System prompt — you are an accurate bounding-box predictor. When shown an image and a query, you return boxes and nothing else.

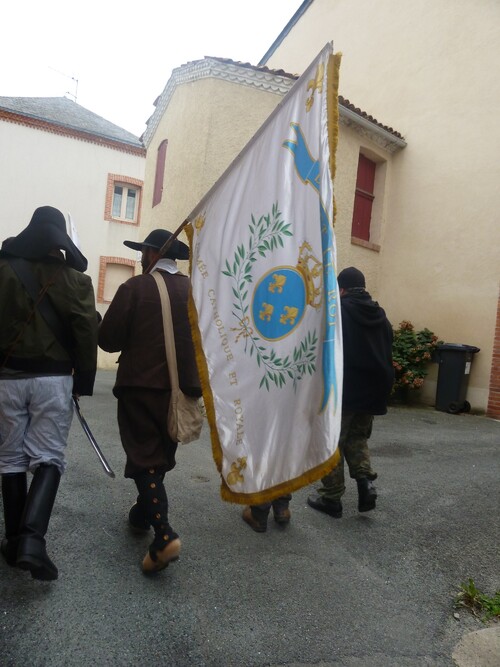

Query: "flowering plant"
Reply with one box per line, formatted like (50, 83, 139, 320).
(392, 321, 441, 392)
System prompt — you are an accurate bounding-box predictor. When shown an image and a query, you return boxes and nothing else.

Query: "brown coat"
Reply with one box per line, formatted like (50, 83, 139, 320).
(98, 270, 200, 396)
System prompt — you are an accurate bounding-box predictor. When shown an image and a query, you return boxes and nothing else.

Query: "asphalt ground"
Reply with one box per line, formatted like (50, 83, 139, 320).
(0, 370, 498, 667)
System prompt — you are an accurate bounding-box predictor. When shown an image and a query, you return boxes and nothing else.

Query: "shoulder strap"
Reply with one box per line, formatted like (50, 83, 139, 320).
(152, 271, 180, 393)
(5, 256, 72, 356)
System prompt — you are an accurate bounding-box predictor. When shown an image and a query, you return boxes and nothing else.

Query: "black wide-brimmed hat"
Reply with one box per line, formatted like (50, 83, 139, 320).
(124, 229, 189, 260)
(4, 206, 88, 272)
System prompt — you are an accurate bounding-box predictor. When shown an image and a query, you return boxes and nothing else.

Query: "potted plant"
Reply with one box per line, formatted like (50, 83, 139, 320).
(391, 320, 441, 401)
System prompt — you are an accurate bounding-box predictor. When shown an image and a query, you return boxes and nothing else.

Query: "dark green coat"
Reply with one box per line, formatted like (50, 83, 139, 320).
(0, 255, 98, 395)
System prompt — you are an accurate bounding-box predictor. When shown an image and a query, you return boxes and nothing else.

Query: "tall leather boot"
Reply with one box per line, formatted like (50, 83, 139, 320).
(134, 468, 181, 574)
(1, 473, 28, 566)
(16, 464, 60, 581)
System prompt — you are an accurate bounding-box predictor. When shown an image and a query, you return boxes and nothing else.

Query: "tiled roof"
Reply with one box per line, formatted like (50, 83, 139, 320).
(206, 58, 405, 140)
(0, 96, 143, 149)
(142, 56, 298, 145)
(143, 54, 404, 152)
(338, 96, 404, 140)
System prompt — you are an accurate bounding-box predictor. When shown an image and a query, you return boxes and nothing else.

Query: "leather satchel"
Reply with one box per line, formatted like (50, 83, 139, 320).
(152, 271, 203, 444)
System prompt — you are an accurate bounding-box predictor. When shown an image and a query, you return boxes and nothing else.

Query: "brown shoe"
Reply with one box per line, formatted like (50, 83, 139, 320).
(242, 506, 267, 532)
(272, 495, 291, 525)
(273, 507, 291, 525)
(142, 537, 181, 573)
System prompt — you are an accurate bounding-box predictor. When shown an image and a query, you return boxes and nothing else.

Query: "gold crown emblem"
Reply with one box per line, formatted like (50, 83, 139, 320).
(296, 241, 323, 309)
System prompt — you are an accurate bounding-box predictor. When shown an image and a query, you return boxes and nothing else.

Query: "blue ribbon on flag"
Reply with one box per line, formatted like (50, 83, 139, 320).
(283, 122, 337, 410)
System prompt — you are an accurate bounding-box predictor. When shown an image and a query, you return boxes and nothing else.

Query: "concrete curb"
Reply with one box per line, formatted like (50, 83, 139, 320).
(452, 626, 500, 667)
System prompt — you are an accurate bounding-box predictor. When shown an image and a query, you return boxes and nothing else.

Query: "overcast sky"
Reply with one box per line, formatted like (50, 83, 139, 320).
(1, 1, 301, 137)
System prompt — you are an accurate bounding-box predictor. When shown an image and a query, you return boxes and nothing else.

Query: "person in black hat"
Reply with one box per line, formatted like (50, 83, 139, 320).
(98, 229, 200, 574)
(0, 206, 98, 581)
(308, 266, 394, 518)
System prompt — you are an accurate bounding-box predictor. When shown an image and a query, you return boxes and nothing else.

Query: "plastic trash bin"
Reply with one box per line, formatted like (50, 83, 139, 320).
(435, 343, 480, 413)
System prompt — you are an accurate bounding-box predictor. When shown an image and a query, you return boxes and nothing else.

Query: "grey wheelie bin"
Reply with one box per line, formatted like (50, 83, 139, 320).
(435, 343, 480, 413)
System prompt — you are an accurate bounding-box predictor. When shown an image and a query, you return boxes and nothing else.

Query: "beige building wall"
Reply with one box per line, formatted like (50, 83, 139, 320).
(141, 77, 290, 246)
(264, 0, 500, 411)
(0, 119, 145, 370)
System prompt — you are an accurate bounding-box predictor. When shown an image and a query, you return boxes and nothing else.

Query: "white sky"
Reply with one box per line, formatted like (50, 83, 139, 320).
(1, 1, 301, 137)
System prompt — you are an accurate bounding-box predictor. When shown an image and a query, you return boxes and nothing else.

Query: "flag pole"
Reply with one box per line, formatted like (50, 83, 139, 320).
(144, 218, 189, 274)
(157, 218, 189, 258)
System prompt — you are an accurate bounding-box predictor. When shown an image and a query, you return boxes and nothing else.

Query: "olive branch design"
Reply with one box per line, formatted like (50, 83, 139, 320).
(221, 202, 318, 391)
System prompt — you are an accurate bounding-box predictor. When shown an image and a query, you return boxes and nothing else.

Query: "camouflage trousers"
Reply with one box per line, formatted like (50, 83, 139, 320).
(318, 413, 377, 501)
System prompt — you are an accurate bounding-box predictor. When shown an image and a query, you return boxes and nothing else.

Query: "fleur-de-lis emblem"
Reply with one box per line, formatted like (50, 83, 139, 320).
(306, 63, 324, 112)
(268, 273, 286, 293)
(227, 457, 247, 485)
(259, 302, 274, 322)
(194, 214, 205, 232)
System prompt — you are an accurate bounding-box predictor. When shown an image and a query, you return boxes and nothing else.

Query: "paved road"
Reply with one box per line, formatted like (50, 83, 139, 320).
(1, 370, 498, 667)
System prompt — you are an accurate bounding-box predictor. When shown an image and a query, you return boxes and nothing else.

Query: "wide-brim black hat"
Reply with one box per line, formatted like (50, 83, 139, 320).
(4, 206, 88, 272)
(124, 229, 189, 260)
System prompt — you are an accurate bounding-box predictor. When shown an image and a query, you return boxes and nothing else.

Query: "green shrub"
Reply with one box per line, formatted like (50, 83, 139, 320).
(392, 320, 441, 392)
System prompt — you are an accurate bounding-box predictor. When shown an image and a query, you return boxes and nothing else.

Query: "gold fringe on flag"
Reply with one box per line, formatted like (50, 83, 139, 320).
(327, 52, 342, 226)
(185, 223, 224, 474)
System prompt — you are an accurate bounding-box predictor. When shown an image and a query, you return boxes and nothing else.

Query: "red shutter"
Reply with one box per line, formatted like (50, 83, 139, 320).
(152, 140, 168, 207)
(351, 154, 376, 241)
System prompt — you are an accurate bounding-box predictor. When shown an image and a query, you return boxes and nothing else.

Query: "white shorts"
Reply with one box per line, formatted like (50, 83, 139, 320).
(0, 375, 73, 475)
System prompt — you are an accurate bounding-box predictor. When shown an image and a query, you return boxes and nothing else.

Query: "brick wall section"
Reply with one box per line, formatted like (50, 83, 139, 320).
(97, 256, 136, 303)
(486, 289, 500, 419)
(104, 173, 144, 225)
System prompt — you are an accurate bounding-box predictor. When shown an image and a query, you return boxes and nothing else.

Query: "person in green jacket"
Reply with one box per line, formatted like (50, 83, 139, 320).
(0, 206, 98, 581)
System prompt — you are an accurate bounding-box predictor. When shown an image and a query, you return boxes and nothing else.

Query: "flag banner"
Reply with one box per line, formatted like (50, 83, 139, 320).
(187, 44, 342, 503)
(67, 212, 81, 250)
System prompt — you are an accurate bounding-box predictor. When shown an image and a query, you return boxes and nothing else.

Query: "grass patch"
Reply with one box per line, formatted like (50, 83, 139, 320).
(455, 578, 500, 622)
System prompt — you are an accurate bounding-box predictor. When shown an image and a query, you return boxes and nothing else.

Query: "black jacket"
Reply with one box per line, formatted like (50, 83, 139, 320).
(341, 290, 394, 414)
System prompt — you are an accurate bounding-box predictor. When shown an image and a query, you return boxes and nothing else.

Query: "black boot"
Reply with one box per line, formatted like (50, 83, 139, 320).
(307, 493, 343, 518)
(134, 469, 180, 573)
(357, 477, 377, 512)
(1, 473, 28, 566)
(16, 464, 60, 580)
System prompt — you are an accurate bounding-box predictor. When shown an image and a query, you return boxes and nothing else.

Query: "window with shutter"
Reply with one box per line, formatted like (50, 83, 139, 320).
(152, 139, 168, 207)
(351, 154, 376, 242)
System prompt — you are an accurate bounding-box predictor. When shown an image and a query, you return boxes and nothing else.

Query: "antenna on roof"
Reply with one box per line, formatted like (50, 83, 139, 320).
(65, 77, 79, 103)
(48, 66, 79, 102)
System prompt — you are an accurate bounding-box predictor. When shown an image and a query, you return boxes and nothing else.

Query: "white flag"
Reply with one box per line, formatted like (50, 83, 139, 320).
(67, 212, 81, 249)
(188, 44, 343, 503)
